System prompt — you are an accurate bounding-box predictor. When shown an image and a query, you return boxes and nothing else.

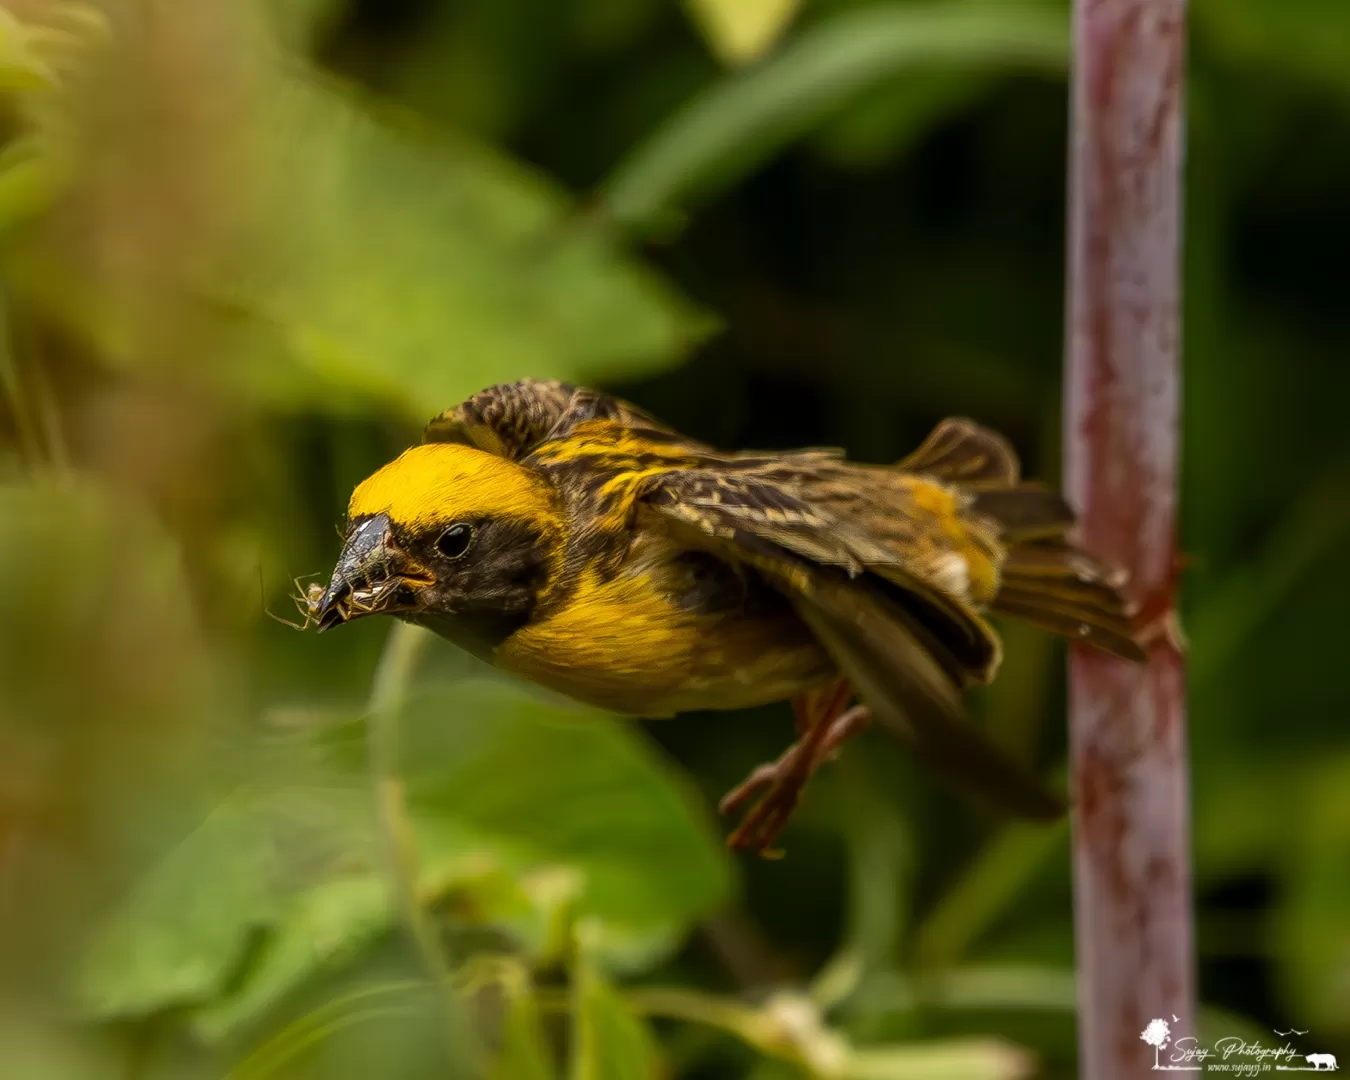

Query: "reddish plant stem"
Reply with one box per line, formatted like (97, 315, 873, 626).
(1063, 0, 1194, 1076)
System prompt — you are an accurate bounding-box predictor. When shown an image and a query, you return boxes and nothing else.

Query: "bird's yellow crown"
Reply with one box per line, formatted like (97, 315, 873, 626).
(348, 442, 556, 529)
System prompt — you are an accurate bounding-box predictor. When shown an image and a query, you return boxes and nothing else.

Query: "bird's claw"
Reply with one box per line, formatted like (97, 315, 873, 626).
(719, 704, 872, 857)
(720, 745, 811, 855)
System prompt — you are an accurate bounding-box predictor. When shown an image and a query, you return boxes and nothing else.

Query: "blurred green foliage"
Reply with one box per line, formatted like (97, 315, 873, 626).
(0, 0, 1346, 1077)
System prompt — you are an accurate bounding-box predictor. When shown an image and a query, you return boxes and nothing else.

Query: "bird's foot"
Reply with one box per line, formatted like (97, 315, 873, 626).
(719, 704, 871, 857)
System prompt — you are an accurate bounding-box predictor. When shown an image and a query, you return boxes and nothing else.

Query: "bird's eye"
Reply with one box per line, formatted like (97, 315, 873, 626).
(436, 522, 475, 560)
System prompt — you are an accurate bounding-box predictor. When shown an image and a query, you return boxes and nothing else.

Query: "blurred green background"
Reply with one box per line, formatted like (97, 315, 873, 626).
(1, 0, 1347, 1077)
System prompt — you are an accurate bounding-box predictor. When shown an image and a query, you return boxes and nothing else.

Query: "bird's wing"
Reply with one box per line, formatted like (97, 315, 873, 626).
(639, 465, 1064, 820)
(424, 379, 679, 460)
(644, 461, 1006, 680)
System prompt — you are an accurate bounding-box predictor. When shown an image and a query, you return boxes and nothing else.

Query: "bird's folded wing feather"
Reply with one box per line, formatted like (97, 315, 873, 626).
(424, 379, 678, 459)
(795, 571, 1063, 819)
(896, 416, 1021, 487)
(640, 468, 1064, 820)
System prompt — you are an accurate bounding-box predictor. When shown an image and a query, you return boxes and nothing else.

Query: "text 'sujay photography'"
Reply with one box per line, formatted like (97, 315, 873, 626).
(0, 1, 1345, 1078)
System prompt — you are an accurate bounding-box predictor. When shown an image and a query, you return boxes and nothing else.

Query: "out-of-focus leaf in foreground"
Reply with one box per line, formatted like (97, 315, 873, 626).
(0, 7, 55, 92)
(78, 678, 731, 1042)
(491, 959, 558, 1080)
(570, 942, 661, 1080)
(10, 5, 708, 416)
(0, 477, 223, 989)
(602, 2, 1068, 233)
(0, 5, 106, 231)
(0, 1013, 111, 1080)
(218, 68, 710, 415)
(78, 794, 277, 1018)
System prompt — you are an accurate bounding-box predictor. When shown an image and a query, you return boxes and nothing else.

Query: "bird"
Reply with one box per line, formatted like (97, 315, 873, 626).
(309, 378, 1146, 855)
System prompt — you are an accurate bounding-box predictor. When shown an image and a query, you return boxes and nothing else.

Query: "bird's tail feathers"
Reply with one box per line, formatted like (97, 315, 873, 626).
(904, 418, 1146, 662)
(992, 535, 1146, 661)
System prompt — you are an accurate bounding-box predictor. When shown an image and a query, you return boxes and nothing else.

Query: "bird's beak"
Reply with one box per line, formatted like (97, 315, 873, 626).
(315, 512, 432, 632)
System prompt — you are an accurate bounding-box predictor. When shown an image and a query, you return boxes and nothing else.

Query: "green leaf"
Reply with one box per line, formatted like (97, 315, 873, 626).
(397, 679, 733, 944)
(11, 17, 707, 412)
(570, 942, 661, 1080)
(79, 794, 277, 1018)
(0, 478, 246, 1015)
(83, 677, 730, 1040)
(194, 874, 391, 1041)
(78, 742, 384, 1033)
(602, 2, 1068, 231)
(213, 66, 708, 415)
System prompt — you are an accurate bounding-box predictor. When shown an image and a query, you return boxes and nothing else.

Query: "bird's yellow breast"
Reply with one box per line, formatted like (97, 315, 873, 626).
(493, 537, 833, 717)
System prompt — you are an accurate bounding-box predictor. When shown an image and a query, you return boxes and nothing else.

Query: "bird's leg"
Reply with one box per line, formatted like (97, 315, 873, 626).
(791, 680, 844, 735)
(720, 681, 850, 826)
(720, 704, 871, 856)
(719, 680, 871, 856)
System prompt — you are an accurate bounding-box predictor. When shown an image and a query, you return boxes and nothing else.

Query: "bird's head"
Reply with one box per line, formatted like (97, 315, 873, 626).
(315, 443, 562, 654)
